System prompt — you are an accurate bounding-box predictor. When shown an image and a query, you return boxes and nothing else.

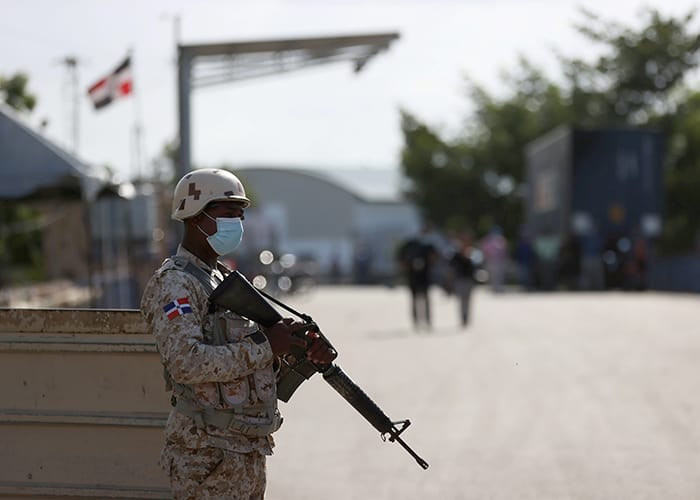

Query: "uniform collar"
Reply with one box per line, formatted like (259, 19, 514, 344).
(176, 244, 228, 279)
(176, 245, 214, 272)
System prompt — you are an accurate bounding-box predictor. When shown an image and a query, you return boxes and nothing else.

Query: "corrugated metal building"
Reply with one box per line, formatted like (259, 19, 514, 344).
(236, 167, 421, 283)
(0, 104, 144, 306)
(0, 104, 108, 288)
(0, 104, 109, 202)
(1, 102, 421, 292)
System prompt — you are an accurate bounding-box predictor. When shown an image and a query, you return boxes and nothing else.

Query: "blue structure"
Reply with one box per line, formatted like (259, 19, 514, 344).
(525, 126, 666, 290)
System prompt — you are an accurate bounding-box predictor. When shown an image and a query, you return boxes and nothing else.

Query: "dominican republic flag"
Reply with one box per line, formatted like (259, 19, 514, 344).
(86, 56, 133, 110)
(163, 297, 192, 320)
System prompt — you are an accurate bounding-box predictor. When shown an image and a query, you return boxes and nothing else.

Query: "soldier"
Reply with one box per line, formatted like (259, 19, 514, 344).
(140, 168, 336, 499)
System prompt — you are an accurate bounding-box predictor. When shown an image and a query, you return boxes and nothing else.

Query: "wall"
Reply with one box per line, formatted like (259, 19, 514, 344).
(38, 202, 90, 284)
(0, 309, 170, 499)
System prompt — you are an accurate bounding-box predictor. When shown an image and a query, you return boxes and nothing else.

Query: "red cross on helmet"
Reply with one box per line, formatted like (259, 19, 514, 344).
(171, 168, 251, 221)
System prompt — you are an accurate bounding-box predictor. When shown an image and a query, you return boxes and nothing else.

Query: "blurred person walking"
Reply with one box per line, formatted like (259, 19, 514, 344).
(480, 225, 509, 293)
(578, 223, 604, 291)
(514, 229, 535, 291)
(397, 224, 439, 330)
(449, 231, 478, 327)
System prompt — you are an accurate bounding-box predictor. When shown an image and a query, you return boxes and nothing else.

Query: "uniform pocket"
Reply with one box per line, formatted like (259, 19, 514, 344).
(253, 368, 277, 402)
(222, 313, 259, 342)
(181, 447, 224, 487)
(191, 382, 220, 408)
(166, 445, 224, 498)
(220, 378, 250, 406)
(195, 448, 225, 487)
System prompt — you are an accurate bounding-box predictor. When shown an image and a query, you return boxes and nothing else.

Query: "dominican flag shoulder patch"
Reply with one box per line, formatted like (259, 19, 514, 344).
(163, 297, 192, 320)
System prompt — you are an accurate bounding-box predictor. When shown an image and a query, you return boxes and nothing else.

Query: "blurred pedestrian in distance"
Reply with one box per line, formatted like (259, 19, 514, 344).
(353, 238, 373, 284)
(578, 222, 604, 291)
(449, 230, 478, 327)
(625, 229, 649, 290)
(329, 249, 342, 284)
(479, 225, 508, 293)
(396, 223, 439, 330)
(533, 230, 560, 290)
(559, 235, 581, 290)
(514, 228, 535, 291)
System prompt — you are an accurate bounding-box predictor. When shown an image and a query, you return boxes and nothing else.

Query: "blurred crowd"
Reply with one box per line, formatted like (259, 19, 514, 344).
(393, 222, 653, 329)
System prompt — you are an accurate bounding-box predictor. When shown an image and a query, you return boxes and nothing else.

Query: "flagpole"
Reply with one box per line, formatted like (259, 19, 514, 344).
(129, 47, 144, 183)
(127, 48, 141, 308)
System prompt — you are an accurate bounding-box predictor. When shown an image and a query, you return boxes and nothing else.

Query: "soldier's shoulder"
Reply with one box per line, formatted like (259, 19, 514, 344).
(154, 256, 184, 275)
(144, 258, 200, 296)
(151, 256, 198, 281)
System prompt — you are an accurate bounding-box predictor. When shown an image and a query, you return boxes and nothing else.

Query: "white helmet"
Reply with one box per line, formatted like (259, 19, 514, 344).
(171, 168, 251, 221)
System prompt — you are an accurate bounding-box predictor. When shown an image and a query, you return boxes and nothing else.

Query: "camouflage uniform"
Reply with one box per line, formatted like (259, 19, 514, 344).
(141, 245, 281, 500)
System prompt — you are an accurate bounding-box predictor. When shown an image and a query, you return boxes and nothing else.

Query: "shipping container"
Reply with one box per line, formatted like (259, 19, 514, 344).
(524, 126, 665, 289)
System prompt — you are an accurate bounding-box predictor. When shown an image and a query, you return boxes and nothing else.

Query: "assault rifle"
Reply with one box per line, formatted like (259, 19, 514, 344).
(209, 271, 429, 470)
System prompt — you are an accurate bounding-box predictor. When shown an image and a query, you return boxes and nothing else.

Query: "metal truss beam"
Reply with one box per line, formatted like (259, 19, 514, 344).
(177, 32, 400, 178)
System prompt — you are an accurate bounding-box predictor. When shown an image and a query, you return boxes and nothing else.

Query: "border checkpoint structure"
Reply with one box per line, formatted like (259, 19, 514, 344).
(176, 32, 401, 179)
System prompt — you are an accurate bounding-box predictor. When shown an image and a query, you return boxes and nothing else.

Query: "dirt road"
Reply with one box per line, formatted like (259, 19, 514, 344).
(266, 286, 700, 500)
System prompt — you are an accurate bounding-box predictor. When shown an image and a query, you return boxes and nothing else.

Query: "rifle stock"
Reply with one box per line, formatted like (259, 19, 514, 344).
(209, 271, 430, 470)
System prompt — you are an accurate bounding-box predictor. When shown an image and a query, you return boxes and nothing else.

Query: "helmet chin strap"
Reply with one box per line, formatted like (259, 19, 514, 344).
(195, 223, 213, 238)
(195, 211, 216, 238)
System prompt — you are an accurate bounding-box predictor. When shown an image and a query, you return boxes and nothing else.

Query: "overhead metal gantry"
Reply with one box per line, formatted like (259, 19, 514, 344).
(177, 32, 400, 178)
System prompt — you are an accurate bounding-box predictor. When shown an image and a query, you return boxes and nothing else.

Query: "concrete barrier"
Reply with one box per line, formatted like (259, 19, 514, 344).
(0, 309, 170, 499)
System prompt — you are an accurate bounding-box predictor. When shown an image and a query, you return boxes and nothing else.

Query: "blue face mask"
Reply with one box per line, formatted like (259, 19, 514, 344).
(200, 213, 244, 255)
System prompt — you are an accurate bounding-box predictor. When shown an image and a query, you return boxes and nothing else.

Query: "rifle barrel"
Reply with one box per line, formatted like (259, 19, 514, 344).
(323, 364, 429, 470)
(394, 435, 430, 470)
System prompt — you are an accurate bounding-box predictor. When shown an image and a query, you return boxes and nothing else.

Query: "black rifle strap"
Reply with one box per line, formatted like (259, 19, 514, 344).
(173, 256, 222, 296)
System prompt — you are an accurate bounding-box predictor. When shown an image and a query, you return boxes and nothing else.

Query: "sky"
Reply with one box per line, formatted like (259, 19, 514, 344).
(2, 0, 699, 182)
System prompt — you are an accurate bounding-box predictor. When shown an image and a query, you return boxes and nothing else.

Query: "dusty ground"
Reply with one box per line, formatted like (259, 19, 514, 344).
(265, 285, 700, 500)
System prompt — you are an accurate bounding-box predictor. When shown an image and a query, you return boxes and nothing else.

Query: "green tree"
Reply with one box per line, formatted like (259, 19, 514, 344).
(0, 72, 37, 113)
(400, 7, 700, 251)
(401, 59, 571, 237)
(0, 72, 43, 285)
(400, 111, 485, 231)
(561, 8, 700, 253)
(564, 8, 700, 126)
(660, 91, 700, 252)
(0, 203, 44, 285)
(460, 60, 573, 235)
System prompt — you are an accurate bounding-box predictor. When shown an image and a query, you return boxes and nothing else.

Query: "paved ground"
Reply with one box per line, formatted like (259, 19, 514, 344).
(264, 285, 700, 500)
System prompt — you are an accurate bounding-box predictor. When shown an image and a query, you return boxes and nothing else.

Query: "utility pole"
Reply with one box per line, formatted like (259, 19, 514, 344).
(59, 56, 80, 154)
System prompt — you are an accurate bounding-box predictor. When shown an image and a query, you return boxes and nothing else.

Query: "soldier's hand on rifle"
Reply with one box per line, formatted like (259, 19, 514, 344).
(303, 330, 338, 366)
(263, 318, 308, 357)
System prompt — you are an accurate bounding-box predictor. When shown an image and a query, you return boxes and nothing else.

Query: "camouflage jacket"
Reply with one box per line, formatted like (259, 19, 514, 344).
(140, 245, 277, 455)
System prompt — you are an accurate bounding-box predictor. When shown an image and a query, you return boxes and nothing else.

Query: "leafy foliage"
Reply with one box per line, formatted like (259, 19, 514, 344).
(401, 59, 572, 237)
(0, 203, 45, 285)
(400, 7, 700, 252)
(0, 72, 37, 113)
(659, 90, 700, 251)
(565, 8, 700, 125)
(0, 72, 44, 284)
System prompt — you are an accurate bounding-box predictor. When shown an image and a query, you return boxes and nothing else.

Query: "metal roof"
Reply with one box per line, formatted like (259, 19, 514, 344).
(182, 32, 401, 88)
(0, 104, 110, 201)
(237, 166, 409, 203)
